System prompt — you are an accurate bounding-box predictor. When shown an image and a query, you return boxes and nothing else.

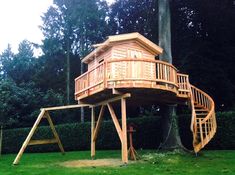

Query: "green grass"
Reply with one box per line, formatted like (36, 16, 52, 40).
(0, 150, 235, 175)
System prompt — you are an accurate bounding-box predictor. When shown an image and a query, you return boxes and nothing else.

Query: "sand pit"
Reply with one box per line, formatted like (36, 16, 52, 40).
(60, 159, 125, 168)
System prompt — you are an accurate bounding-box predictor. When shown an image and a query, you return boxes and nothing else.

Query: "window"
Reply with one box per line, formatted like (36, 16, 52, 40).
(128, 49, 142, 58)
(98, 58, 104, 64)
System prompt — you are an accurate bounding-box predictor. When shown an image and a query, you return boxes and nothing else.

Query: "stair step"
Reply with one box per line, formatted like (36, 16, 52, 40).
(196, 113, 208, 116)
(195, 109, 208, 112)
(194, 106, 206, 109)
(196, 117, 206, 120)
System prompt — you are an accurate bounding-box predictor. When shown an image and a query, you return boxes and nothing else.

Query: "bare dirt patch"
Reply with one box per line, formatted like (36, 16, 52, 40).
(60, 159, 125, 168)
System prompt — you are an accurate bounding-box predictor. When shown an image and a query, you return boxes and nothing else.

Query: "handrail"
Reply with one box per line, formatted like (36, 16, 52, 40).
(75, 61, 105, 81)
(107, 58, 178, 71)
(190, 84, 216, 152)
(75, 58, 180, 98)
(191, 85, 215, 123)
(177, 73, 191, 96)
(74, 62, 105, 97)
(107, 58, 179, 87)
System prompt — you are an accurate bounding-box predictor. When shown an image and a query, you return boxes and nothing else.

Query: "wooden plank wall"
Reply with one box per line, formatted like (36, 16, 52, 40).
(88, 48, 112, 70)
(109, 41, 156, 81)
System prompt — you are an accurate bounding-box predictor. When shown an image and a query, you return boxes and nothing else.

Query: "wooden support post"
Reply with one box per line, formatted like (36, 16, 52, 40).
(91, 107, 95, 159)
(92, 93, 131, 107)
(93, 105, 105, 142)
(42, 104, 90, 111)
(28, 139, 58, 146)
(121, 98, 128, 163)
(13, 109, 46, 165)
(45, 112, 65, 154)
(107, 103, 123, 143)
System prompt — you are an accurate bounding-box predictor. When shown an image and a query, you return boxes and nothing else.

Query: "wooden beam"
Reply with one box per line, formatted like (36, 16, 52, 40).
(28, 139, 58, 146)
(107, 103, 123, 143)
(42, 104, 90, 111)
(91, 107, 95, 158)
(93, 105, 105, 142)
(121, 98, 128, 163)
(92, 93, 131, 107)
(112, 88, 122, 95)
(45, 112, 65, 154)
(13, 109, 46, 165)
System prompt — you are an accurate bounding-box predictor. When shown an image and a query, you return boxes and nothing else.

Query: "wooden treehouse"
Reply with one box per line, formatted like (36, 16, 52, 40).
(75, 32, 217, 159)
(13, 33, 217, 165)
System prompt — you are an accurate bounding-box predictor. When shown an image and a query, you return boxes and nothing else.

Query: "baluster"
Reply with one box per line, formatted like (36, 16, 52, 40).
(199, 119, 204, 146)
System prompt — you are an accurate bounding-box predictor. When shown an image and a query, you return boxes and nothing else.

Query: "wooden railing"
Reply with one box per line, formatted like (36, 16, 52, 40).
(75, 62, 105, 97)
(107, 58, 178, 87)
(75, 58, 180, 99)
(190, 85, 217, 152)
(177, 73, 191, 96)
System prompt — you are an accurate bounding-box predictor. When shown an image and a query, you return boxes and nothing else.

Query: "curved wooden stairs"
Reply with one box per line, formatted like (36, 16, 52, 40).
(189, 85, 217, 153)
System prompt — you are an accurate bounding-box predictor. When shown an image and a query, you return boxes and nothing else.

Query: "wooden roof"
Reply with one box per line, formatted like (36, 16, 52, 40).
(82, 32, 163, 63)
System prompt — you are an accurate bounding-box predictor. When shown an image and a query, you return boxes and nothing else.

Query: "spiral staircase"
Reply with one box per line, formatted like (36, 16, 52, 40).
(189, 84, 217, 153)
(177, 74, 217, 152)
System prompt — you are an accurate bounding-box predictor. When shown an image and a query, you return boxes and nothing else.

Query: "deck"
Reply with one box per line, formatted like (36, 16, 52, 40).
(75, 58, 191, 105)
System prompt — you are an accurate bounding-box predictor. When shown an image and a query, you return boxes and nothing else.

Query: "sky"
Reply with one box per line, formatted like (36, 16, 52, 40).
(0, 0, 53, 55)
(0, 0, 115, 56)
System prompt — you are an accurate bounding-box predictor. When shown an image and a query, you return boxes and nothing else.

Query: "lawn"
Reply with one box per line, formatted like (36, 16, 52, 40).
(0, 150, 234, 175)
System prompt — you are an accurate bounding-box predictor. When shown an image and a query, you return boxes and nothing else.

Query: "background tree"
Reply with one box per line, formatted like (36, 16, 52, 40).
(109, 0, 158, 42)
(41, 0, 109, 122)
(158, 0, 184, 150)
(0, 0, 235, 130)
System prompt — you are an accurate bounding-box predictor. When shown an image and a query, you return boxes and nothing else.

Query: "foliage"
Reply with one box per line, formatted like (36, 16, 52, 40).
(0, 41, 64, 128)
(0, 78, 64, 128)
(1, 150, 235, 175)
(40, 0, 109, 104)
(2, 111, 235, 154)
(109, 0, 159, 42)
(2, 117, 161, 153)
(0, 0, 235, 129)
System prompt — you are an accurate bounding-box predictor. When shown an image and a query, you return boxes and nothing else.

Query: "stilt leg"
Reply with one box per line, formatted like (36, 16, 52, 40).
(91, 107, 95, 159)
(121, 98, 128, 163)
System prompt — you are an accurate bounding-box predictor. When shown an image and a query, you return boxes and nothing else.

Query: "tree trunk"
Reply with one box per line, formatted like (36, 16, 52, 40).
(160, 105, 184, 150)
(158, 0, 184, 150)
(66, 38, 70, 105)
(80, 61, 85, 123)
(80, 34, 85, 123)
(158, 0, 172, 63)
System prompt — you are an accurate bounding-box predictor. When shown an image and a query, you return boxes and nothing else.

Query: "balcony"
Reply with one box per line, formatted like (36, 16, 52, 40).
(75, 58, 190, 103)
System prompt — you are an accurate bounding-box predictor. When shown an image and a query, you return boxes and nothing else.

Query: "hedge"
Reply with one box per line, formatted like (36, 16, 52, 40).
(1, 111, 235, 154)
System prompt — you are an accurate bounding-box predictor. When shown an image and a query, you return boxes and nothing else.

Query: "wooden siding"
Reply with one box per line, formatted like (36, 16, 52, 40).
(111, 41, 155, 60)
(88, 48, 112, 70)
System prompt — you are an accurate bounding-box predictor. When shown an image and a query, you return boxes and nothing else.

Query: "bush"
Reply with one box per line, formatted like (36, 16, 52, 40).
(2, 116, 162, 154)
(2, 111, 235, 154)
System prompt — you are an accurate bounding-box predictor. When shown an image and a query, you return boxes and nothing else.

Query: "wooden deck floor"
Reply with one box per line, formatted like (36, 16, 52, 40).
(77, 87, 188, 106)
